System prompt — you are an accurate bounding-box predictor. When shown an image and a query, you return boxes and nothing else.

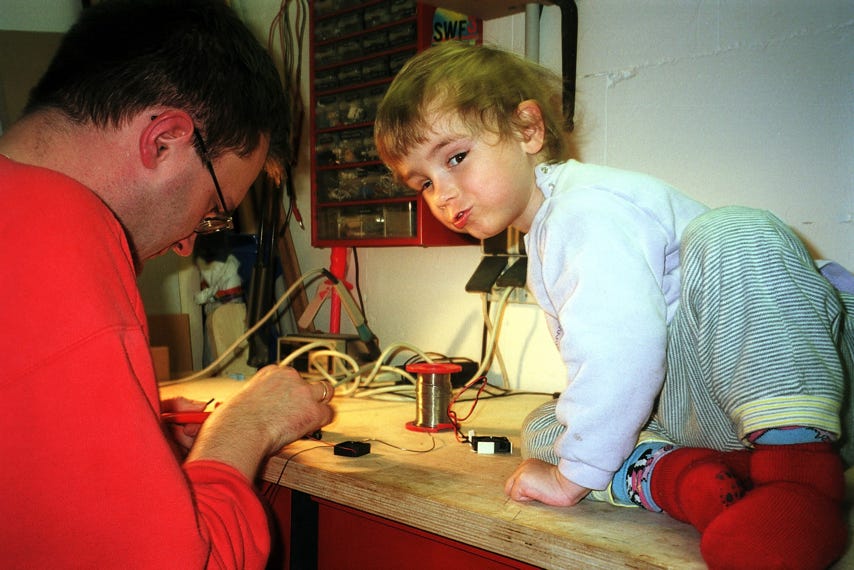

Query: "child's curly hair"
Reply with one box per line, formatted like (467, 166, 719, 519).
(375, 41, 572, 169)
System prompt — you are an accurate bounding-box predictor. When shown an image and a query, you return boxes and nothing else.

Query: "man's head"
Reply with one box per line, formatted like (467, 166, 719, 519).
(25, 0, 289, 180)
(11, 0, 290, 262)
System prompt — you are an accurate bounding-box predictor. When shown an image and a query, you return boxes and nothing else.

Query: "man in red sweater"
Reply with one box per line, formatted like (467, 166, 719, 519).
(0, 1, 333, 567)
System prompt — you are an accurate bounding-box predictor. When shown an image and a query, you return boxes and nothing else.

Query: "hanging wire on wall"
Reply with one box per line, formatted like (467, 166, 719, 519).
(268, 0, 308, 229)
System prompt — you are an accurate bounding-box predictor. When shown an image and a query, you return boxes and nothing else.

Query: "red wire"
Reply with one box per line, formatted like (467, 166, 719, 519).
(446, 376, 488, 442)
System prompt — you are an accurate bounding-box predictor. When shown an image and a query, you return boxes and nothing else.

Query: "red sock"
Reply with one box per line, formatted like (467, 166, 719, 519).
(701, 442, 847, 570)
(650, 447, 750, 531)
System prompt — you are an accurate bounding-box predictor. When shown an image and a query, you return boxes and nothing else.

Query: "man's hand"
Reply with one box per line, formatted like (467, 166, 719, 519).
(504, 458, 591, 506)
(161, 396, 210, 457)
(186, 365, 335, 480)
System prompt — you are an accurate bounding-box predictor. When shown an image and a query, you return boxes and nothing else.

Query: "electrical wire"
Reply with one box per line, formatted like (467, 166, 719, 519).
(268, 0, 306, 163)
(164, 268, 531, 418)
(481, 290, 512, 389)
(262, 433, 438, 503)
(367, 435, 437, 453)
(447, 375, 490, 443)
(267, 0, 307, 230)
(162, 267, 326, 385)
(466, 287, 513, 385)
(352, 247, 368, 320)
(285, 341, 432, 396)
(263, 442, 329, 503)
(287, 287, 515, 401)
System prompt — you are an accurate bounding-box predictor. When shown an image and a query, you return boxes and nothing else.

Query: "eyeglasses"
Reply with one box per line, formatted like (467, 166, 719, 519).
(193, 130, 234, 234)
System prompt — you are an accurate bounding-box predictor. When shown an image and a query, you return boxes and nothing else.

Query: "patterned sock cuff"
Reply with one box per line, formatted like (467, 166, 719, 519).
(611, 440, 674, 510)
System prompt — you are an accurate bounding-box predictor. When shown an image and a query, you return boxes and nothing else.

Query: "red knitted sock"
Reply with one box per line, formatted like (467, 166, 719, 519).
(649, 447, 750, 531)
(701, 442, 847, 570)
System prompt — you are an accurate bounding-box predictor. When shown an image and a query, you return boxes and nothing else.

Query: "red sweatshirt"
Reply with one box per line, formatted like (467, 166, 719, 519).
(0, 156, 269, 568)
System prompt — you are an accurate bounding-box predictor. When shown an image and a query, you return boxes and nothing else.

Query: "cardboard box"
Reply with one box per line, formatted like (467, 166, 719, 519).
(149, 346, 171, 382)
(147, 314, 193, 377)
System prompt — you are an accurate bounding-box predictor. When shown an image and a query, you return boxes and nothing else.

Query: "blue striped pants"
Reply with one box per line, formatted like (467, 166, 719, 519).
(522, 206, 854, 487)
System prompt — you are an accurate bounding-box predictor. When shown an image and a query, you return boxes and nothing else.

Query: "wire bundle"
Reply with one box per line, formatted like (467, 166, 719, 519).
(162, 265, 549, 457)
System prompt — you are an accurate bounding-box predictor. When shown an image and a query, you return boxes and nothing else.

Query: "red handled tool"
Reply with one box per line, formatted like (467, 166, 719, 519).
(160, 411, 211, 424)
(161, 398, 217, 424)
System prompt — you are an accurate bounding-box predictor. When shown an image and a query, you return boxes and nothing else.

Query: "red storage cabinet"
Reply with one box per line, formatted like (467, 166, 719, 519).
(309, 0, 481, 247)
(316, 498, 541, 569)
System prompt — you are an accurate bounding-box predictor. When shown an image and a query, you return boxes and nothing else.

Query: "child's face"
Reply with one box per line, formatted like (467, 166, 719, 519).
(390, 110, 544, 239)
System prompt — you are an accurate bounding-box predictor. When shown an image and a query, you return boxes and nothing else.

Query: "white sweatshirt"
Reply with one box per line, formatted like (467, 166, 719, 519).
(524, 160, 709, 490)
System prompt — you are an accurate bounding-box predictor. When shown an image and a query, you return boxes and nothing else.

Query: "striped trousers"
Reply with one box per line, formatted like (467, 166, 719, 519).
(522, 207, 854, 489)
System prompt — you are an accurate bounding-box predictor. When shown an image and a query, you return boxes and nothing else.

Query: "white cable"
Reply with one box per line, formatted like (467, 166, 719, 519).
(161, 267, 518, 401)
(482, 290, 512, 389)
(464, 287, 513, 388)
(292, 342, 429, 396)
(355, 342, 434, 388)
(353, 384, 415, 400)
(277, 340, 335, 369)
(295, 289, 515, 397)
(161, 267, 325, 386)
(306, 349, 361, 392)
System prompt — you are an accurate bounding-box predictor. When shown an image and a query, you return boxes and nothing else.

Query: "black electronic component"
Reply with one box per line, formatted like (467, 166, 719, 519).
(495, 257, 527, 288)
(450, 360, 480, 388)
(465, 256, 508, 293)
(333, 441, 371, 457)
(470, 436, 512, 455)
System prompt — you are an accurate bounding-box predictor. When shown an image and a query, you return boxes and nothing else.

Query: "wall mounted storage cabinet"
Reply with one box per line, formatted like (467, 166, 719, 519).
(309, 0, 481, 247)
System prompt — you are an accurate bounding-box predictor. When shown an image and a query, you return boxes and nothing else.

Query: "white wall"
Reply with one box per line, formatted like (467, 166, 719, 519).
(568, 0, 853, 268)
(228, 0, 853, 393)
(0, 0, 80, 32)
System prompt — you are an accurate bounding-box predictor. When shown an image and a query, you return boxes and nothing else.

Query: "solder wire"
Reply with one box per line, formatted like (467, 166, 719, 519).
(414, 370, 452, 428)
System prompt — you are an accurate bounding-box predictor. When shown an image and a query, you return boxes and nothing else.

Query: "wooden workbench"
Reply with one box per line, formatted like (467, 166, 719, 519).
(162, 377, 854, 569)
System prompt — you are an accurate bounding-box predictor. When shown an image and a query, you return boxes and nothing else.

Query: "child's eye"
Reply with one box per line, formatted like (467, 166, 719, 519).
(448, 152, 467, 167)
(419, 179, 433, 193)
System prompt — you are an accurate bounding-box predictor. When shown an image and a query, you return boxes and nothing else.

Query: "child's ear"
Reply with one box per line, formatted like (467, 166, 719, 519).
(516, 100, 546, 155)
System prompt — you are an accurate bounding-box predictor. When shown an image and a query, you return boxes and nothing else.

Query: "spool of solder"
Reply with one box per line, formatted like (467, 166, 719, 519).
(404, 361, 462, 432)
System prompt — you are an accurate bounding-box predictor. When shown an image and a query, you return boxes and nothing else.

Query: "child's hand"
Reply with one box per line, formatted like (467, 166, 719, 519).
(504, 458, 590, 506)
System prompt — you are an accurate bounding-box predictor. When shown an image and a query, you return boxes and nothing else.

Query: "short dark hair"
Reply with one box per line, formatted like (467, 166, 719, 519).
(25, 0, 290, 177)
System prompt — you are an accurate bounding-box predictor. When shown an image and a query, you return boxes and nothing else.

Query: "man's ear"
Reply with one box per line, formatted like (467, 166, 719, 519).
(516, 100, 546, 155)
(139, 110, 196, 169)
